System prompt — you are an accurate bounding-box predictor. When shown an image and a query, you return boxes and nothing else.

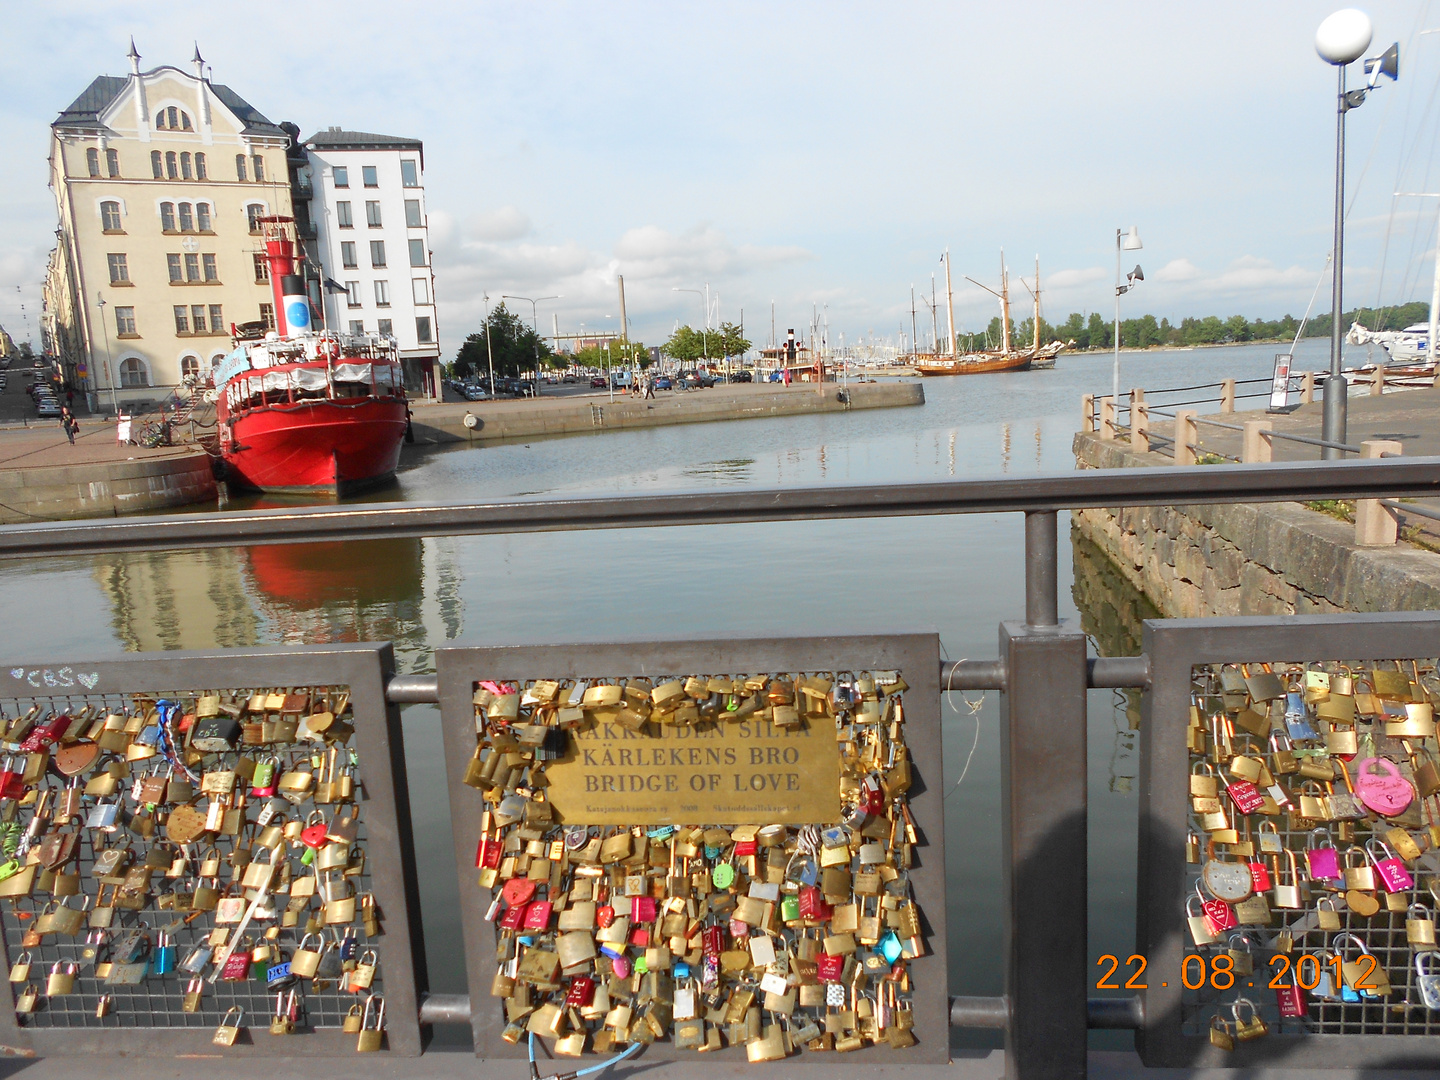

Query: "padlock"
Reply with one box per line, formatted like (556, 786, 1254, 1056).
(1343, 845, 1376, 892)
(1367, 838, 1414, 893)
(1355, 756, 1415, 817)
(1336, 932, 1391, 997)
(1231, 997, 1268, 1042)
(1268, 731, 1299, 774)
(46, 960, 77, 995)
(213, 1006, 244, 1046)
(1306, 829, 1341, 882)
(1316, 896, 1342, 931)
(1417, 952, 1440, 1010)
(1226, 932, 1256, 976)
(1271, 851, 1303, 910)
(1408, 903, 1438, 949)
(358, 995, 385, 1052)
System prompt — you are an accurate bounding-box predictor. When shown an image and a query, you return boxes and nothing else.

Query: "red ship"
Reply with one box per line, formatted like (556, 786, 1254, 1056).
(212, 217, 408, 494)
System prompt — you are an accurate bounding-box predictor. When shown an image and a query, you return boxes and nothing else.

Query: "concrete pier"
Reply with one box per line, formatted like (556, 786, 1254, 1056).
(405, 380, 923, 448)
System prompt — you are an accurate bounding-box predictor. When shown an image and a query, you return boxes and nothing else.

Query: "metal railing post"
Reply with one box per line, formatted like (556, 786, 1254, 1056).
(1001, 509, 1088, 1079)
(1242, 420, 1272, 464)
(1355, 440, 1402, 545)
(1220, 378, 1236, 413)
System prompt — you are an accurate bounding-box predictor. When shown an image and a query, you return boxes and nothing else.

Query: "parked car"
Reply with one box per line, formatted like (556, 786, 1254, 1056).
(562, 374, 577, 384)
(653, 376, 673, 391)
(36, 400, 61, 418)
(590, 377, 607, 388)
(728, 370, 753, 383)
(463, 386, 488, 401)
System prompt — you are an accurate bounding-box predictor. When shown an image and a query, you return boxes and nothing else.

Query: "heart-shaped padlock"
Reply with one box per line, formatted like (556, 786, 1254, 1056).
(300, 814, 330, 849)
(1202, 897, 1238, 934)
(501, 878, 536, 907)
(1202, 859, 1253, 903)
(1355, 757, 1414, 816)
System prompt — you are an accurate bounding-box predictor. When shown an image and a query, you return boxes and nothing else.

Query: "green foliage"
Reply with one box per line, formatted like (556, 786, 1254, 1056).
(452, 302, 554, 378)
(573, 339, 649, 371)
(1087, 313, 1110, 350)
(662, 322, 752, 364)
(1060, 301, 1428, 350)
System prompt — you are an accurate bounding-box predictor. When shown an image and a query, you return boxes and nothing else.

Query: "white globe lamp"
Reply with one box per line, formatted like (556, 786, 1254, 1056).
(1316, 8, 1373, 65)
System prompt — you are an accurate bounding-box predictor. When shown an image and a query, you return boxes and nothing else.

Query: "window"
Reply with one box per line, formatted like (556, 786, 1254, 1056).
(115, 307, 136, 335)
(178, 202, 194, 232)
(196, 203, 211, 231)
(86, 148, 100, 177)
(253, 254, 269, 282)
(235, 154, 247, 182)
(341, 242, 357, 268)
(374, 280, 390, 307)
(404, 199, 422, 228)
(362, 166, 378, 187)
(333, 166, 349, 188)
(412, 278, 429, 304)
(195, 152, 206, 180)
(251, 155, 264, 182)
(180, 152, 193, 180)
(106, 148, 120, 178)
(336, 201, 352, 228)
(107, 253, 129, 284)
(260, 303, 275, 330)
(167, 254, 183, 283)
(151, 151, 162, 179)
(160, 203, 176, 232)
(366, 201, 382, 227)
(416, 316, 433, 344)
(345, 281, 361, 308)
(101, 201, 122, 231)
(181, 356, 200, 380)
(349, 320, 364, 335)
(377, 318, 393, 337)
(165, 152, 178, 180)
(408, 239, 426, 267)
(209, 305, 224, 333)
(192, 305, 207, 332)
(184, 253, 200, 282)
(370, 240, 386, 268)
(247, 204, 264, 233)
(119, 357, 148, 386)
(173, 305, 190, 334)
(202, 254, 217, 281)
(401, 160, 418, 187)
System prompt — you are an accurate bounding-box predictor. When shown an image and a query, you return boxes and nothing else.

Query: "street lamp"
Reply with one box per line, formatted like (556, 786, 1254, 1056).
(481, 293, 497, 397)
(501, 294, 560, 396)
(95, 290, 118, 415)
(673, 285, 708, 367)
(1112, 227, 1144, 408)
(1316, 9, 1399, 457)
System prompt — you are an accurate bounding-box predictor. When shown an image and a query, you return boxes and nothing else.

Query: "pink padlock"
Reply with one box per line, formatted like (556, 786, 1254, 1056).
(1202, 897, 1237, 935)
(630, 896, 657, 923)
(1367, 838, 1414, 893)
(1275, 968, 1307, 1018)
(1305, 829, 1341, 881)
(1225, 778, 1266, 815)
(610, 954, 631, 979)
(1354, 757, 1414, 817)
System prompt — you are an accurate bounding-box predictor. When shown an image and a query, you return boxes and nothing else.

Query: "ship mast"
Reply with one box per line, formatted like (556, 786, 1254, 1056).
(1000, 250, 1011, 355)
(944, 248, 957, 357)
(1033, 254, 1041, 352)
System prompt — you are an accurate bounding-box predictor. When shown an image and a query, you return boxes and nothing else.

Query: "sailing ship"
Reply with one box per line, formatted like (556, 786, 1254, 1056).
(911, 252, 1071, 376)
(211, 217, 408, 494)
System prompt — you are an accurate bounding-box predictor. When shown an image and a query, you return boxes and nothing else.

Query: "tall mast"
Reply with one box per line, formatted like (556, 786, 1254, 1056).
(1033, 254, 1041, 351)
(910, 285, 917, 357)
(944, 248, 957, 357)
(929, 273, 938, 352)
(1000, 249, 1011, 354)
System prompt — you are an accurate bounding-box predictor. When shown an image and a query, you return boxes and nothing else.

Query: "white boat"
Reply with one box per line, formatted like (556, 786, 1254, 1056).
(1346, 321, 1434, 367)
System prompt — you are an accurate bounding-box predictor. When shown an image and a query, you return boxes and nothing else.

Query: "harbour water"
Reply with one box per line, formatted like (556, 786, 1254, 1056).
(7, 340, 1341, 1048)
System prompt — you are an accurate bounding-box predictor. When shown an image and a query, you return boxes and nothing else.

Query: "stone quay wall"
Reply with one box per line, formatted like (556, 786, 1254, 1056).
(0, 451, 216, 524)
(1071, 431, 1440, 617)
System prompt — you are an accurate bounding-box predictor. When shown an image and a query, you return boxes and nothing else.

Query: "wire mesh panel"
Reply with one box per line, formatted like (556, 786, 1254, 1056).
(436, 635, 947, 1067)
(0, 645, 425, 1057)
(1140, 614, 1440, 1068)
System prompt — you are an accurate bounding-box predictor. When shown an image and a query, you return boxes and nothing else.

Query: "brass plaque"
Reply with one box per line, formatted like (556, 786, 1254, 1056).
(545, 718, 840, 824)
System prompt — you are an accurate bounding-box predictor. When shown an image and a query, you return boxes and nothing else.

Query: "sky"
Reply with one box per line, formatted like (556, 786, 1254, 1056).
(5, 1, 1440, 354)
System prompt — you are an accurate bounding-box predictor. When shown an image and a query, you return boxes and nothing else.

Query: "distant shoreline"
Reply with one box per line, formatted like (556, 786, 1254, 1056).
(1073, 338, 1306, 356)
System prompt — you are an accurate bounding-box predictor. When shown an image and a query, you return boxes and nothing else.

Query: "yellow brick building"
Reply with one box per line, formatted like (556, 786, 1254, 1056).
(45, 43, 293, 408)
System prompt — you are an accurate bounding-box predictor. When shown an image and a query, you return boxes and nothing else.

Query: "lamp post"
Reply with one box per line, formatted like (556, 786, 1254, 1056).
(1112, 228, 1144, 407)
(1315, 10, 1399, 457)
(479, 293, 499, 399)
(673, 285, 707, 367)
(502, 294, 560, 396)
(95, 290, 118, 415)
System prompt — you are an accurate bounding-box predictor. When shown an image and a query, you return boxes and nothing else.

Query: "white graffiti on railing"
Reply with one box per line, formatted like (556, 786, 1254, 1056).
(7, 667, 99, 689)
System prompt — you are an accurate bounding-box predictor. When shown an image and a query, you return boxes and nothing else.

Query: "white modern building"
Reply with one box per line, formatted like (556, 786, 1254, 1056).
(300, 129, 439, 399)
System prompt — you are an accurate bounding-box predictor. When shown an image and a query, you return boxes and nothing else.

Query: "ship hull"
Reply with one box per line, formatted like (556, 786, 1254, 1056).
(220, 398, 407, 494)
(914, 352, 1033, 375)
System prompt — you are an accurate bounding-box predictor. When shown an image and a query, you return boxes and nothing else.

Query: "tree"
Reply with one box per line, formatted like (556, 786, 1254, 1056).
(713, 321, 751, 360)
(1061, 312, 1088, 349)
(451, 302, 553, 381)
(662, 325, 710, 364)
(574, 339, 649, 371)
(1087, 313, 1109, 350)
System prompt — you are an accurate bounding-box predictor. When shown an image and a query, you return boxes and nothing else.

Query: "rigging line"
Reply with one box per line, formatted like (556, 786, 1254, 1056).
(1380, 4, 1440, 314)
(1292, 252, 1333, 354)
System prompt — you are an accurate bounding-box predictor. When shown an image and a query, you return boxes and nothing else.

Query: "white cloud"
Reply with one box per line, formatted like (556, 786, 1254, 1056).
(1154, 258, 1203, 283)
(612, 225, 811, 281)
(1044, 267, 1106, 289)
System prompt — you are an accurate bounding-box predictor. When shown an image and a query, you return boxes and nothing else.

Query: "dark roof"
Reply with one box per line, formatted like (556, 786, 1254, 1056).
(302, 129, 423, 151)
(53, 69, 286, 139)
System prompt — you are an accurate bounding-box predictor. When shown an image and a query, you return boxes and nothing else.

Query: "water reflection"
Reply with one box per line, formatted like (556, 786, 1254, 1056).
(682, 458, 757, 484)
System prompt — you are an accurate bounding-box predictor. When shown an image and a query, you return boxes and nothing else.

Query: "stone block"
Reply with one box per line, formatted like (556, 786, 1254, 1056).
(1174, 541, 1208, 584)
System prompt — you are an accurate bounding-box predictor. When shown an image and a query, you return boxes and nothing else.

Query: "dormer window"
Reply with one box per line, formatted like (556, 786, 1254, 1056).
(156, 106, 193, 131)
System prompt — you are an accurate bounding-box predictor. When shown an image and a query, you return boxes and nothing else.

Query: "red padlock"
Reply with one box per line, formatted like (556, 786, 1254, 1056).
(798, 886, 832, 921)
(817, 954, 845, 982)
(220, 947, 251, 981)
(19, 714, 71, 753)
(1276, 970, 1307, 1018)
(861, 774, 885, 816)
(565, 977, 596, 1008)
(1225, 778, 1266, 815)
(596, 905, 615, 929)
(501, 879, 536, 907)
(629, 927, 650, 948)
(498, 903, 527, 931)
(1247, 860, 1271, 894)
(734, 839, 758, 858)
(1202, 898, 1237, 935)
(300, 812, 330, 849)
(702, 926, 724, 958)
(0, 758, 26, 802)
(630, 896, 657, 923)
(523, 901, 552, 931)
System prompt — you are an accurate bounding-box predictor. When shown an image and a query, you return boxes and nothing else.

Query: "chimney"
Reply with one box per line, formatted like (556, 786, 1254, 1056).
(128, 38, 150, 143)
(192, 42, 212, 141)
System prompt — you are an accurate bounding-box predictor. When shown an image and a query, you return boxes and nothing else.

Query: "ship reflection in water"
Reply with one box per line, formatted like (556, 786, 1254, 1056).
(92, 533, 462, 669)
